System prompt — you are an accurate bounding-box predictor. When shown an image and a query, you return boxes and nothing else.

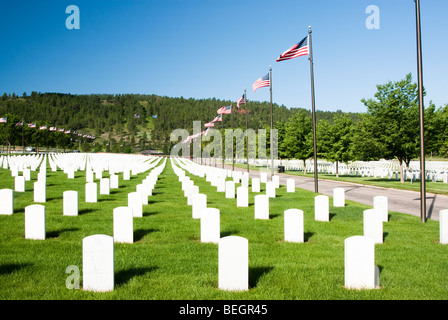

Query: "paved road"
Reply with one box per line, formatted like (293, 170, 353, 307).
(224, 164, 448, 221)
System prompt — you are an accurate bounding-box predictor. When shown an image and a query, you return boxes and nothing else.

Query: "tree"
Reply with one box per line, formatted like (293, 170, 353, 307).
(318, 114, 353, 177)
(282, 111, 313, 173)
(357, 73, 422, 182)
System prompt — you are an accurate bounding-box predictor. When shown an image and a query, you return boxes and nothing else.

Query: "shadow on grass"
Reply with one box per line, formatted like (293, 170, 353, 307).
(115, 266, 158, 287)
(47, 228, 79, 238)
(134, 228, 159, 241)
(78, 208, 97, 215)
(0, 263, 33, 275)
(249, 266, 274, 289)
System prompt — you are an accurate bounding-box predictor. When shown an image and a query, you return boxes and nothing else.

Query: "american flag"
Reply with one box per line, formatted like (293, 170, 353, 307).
(15, 120, 23, 126)
(212, 114, 222, 122)
(204, 121, 214, 127)
(236, 93, 246, 108)
(252, 73, 270, 92)
(28, 123, 36, 128)
(39, 125, 47, 130)
(217, 105, 232, 114)
(0, 117, 7, 123)
(134, 113, 140, 118)
(49, 126, 56, 131)
(276, 36, 309, 62)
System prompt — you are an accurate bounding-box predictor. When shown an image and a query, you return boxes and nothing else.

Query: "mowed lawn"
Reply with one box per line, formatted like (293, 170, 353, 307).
(0, 157, 447, 300)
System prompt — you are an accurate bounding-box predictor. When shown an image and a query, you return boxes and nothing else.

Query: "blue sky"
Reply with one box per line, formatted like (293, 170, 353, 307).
(0, 0, 446, 113)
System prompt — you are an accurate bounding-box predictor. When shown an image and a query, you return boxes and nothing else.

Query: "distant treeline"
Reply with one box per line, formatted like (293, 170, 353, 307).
(0, 91, 361, 154)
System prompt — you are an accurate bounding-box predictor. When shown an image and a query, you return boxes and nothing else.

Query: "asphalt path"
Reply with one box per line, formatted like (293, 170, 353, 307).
(224, 164, 448, 221)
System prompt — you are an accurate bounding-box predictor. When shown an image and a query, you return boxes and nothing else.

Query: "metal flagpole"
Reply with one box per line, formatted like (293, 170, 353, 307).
(269, 65, 274, 177)
(221, 114, 224, 169)
(308, 26, 318, 194)
(415, 0, 426, 223)
(245, 89, 249, 173)
(232, 104, 235, 171)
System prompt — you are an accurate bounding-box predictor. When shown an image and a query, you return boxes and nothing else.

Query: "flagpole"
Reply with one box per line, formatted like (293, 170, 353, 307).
(245, 89, 249, 174)
(222, 115, 224, 169)
(309, 26, 318, 194)
(415, 0, 426, 223)
(232, 104, 235, 171)
(269, 65, 274, 178)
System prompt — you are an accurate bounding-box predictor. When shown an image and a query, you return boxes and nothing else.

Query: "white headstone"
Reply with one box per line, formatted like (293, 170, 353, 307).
(252, 178, 260, 193)
(216, 177, 226, 192)
(113, 207, 133, 244)
(123, 170, 130, 181)
(63, 190, 78, 216)
(272, 175, 279, 188)
(225, 181, 235, 199)
(33, 181, 46, 203)
(201, 208, 220, 244)
(0, 189, 14, 215)
(136, 184, 148, 205)
(187, 185, 199, 205)
(128, 192, 142, 217)
(315, 195, 329, 222)
(344, 235, 376, 290)
(373, 196, 388, 222)
(218, 236, 248, 291)
(100, 178, 110, 195)
(284, 209, 304, 243)
(333, 188, 345, 207)
(15, 176, 25, 192)
(286, 179, 295, 193)
(440, 209, 448, 244)
(82, 234, 114, 292)
(236, 186, 248, 207)
(25, 204, 46, 240)
(110, 174, 119, 189)
(266, 181, 276, 198)
(85, 182, 97, 203)
(86, 170, 94, 183)
(192, 193, 207, 219)
(363, 209, 383, 244)
(23, 168, 31, 181)
(254, 194, 269, 220)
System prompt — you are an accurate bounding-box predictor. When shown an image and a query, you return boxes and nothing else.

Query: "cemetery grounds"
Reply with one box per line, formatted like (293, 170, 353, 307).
(0, 155, 447, 300)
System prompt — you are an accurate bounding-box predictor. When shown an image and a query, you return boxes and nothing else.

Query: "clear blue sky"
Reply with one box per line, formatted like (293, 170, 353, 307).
(0, 0, 446, 113)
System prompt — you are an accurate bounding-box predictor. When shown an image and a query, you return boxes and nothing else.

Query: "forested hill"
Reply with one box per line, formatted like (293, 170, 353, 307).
(0, 92, 362, 154)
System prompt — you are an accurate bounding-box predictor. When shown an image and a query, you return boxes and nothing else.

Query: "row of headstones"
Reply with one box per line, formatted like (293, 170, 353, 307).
(78, 233, 383, 292)
(1, 158, 167, 242)
(174, 159, 398, 245)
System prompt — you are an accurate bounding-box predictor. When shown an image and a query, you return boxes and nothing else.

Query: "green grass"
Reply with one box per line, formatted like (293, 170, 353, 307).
(0, 157, 447, 300)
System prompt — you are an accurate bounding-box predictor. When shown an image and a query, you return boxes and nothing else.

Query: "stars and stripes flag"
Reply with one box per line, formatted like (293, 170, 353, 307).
(28, 123, 36, 128)
(252, 73, 270, 92)
(236, 93, 246, 108)
(39, 125, 47, 130)
(276, 36, 309, 62)
(58, 128, 64, 132)
(15, 120, 23, 126)
(64, 130, 70, 134)
(212, 114, 222, 122)
(204, 121, 214, 127)
(0, 117, 7, 123)
(49, 126, 56, 131)
(217, 105, 232, 114)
